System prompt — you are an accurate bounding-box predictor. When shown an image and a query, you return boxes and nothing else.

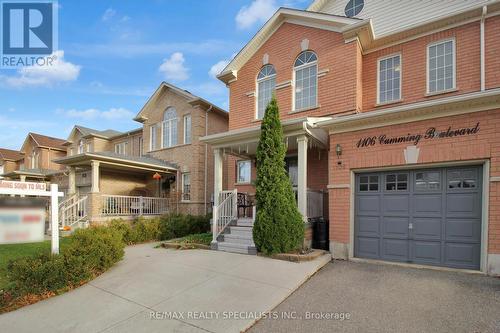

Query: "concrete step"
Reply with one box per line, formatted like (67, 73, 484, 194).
(229, 226, 253, 237)
(218, 242, 256, 255)
(223, 233, 254, 245)
(236, 218, 254, 227)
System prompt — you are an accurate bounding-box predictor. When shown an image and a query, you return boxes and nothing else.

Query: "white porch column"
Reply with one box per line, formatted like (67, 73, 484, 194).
(91, 161, 100, 193)
(213, 148, 223, 205)
(297, 135, 308, 221)
(68, 167, 76, 195)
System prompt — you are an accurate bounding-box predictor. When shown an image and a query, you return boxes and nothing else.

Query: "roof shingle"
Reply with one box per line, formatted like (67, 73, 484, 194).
(0, 148, 23, 161)
(30, 133, 66, 150)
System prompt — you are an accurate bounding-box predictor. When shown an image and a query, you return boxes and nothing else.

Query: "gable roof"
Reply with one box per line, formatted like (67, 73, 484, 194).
(133, 81, 228, 123)
(64, 125, 124, 144)
(0, 148, 23, 161)
(217, 7, 360, 84)
(22, 133, 66, 152)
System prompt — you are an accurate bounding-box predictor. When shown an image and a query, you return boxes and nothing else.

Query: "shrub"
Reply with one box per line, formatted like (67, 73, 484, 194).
(253, 97, 304, 255)
(7, 226, 124, 296)
(109, 218, 162, 245)
(159, 214, 210, 240)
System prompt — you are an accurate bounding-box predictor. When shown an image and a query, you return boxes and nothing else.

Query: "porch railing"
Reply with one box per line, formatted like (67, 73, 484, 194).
(212, 189, 237, 243)
(293, 189, 324, 219)
(100, 195, 170, 216)
(58, 194, 89, 229)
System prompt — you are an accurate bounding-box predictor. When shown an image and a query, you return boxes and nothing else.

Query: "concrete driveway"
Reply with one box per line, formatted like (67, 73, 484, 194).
(249, 260, 500, 333)
(0, 243, 330, 333)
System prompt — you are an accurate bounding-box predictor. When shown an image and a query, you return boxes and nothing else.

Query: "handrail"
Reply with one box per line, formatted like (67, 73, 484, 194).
(212, 189, 237, 243)
(59, 195, 88, 229)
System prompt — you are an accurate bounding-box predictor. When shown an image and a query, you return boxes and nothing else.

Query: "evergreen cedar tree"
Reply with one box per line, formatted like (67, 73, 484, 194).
(252, 97, 304, 254)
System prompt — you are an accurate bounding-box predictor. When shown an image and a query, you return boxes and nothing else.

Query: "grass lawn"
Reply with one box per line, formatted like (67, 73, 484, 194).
(0, 239, 70, 290)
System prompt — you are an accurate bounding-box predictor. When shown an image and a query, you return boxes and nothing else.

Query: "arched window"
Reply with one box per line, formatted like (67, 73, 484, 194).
(162, 107, 177, 148)
(256, 64, 276, 119)
(293, 51, 318, 111)
(344, 0, 364, 18)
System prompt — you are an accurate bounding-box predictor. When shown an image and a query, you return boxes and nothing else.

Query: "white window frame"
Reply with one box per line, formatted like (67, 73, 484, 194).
(255, 65, 276, 120)
(86, 143, 92, 153)
(0, 164, 4, 177)
(139, 137, 143, 156)
(162, 108, 177, 149)
(377, 53, 402, 105)
(114, 142, 128, 155)
(78, 140, 84, 154)
(181, 172, 191, 201)
(292, 52, 318, 112)
(149, 124, 157, 151)
(183, 114, 192, 144)
(236, 160, 252, 184)
(426, 38, 456, 95)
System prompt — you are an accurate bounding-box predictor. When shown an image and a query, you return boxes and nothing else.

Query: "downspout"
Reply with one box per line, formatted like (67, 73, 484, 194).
(480, 5, 487, 91)
(204, 105, 213, 215)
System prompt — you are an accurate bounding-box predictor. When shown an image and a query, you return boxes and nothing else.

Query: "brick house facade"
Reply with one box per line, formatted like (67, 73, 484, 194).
(203, 1, 500, 274)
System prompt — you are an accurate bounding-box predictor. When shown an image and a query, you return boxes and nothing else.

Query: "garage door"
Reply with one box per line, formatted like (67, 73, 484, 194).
(354, 166, 482, 270)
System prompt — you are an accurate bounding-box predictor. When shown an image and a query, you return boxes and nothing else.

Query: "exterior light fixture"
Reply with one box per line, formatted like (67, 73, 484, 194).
(152, 172, 161, 180)
(335, 144, 342, 158)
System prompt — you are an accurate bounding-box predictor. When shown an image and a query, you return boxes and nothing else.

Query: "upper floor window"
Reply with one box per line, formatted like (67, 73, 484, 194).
(345, 0, 364, 17)
(294, 51, 318, 111)
(30, 149, 38, 169)
(150, 124, 158, 151)
(78, 140, 84, 154)
(139, 137, 144, 156)
(183, 114, 192, 144)
(427, 39, 455, 94)
(162, 107, 177, 148)
(86, 143, 92, 153)
(378, 54, 401, 104)
(114, 142, 127, 155)
(256, 64, 276, 119)
(0, 164, 4, 176)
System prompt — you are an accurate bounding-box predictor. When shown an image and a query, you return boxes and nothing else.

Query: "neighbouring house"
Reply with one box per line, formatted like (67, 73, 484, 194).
(0, 148, 23, 179)
(50, 82, 228, 227)
(1, 132, 66, 181)
(202, 0, 500, 276)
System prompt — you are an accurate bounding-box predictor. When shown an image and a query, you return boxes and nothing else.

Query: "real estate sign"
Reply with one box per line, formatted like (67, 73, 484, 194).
(0, 197, 46, 244)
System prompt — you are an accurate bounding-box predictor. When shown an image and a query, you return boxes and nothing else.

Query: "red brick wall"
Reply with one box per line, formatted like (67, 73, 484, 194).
(328, 110, 500, 253)
(228, 23, 360, 131)
(486, 15, 500, 89)
(362, 22, 481, 112)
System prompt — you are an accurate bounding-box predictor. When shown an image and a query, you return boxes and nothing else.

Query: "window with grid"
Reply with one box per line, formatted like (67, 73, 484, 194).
(345, 0, 364, 17)
(78, 140, 84, 154)
(183, 114, 191, 144)
(237, 160, 251, 184)
(359, 175, 379, 192)
(114, 142, 127, 155)
(257, 64, 276, 119)
(162, 107, 177, 148)
(385, 173, 408, 191)
(294, 51, 318, 111)
(182, 173, 191, 201)
(428, 40, 455, 93)
(378, 55, 401, 104)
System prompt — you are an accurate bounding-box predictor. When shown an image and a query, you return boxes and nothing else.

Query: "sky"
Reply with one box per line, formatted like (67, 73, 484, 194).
(0, 0, 309, 150)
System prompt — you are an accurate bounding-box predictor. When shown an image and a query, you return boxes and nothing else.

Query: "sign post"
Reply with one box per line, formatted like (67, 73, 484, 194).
(50, 184, 59, 254)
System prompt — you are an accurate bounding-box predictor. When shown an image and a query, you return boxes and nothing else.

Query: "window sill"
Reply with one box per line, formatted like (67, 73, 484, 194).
(375, 99, 404, 107)
(235, 182, 252, 186)
(252, 119, 262, 123)
(148, 143, 191, 153)
(289, 105, 321, 114)
(180, 200, 191, 203)
(424, 88, 458, 97)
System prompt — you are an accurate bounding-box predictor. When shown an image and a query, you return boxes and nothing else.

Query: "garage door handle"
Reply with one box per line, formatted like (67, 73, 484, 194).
(408, 223, 413, 230)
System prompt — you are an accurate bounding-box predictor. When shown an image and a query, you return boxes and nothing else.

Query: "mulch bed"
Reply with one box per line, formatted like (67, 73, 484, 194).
(258, 249, 327, 262)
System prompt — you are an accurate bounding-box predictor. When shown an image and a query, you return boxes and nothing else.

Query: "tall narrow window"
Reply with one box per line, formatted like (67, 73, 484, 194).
(150, 124, 157, 151)
(378, 54, 401, 104)
(236, 160, 251, 184)
(30, 149, 38, 169)
(294, 51, 318, 111)
(78, 140, 84, 154)
(182, 173, 191, 201)
(162, 107, 177, 148)
(183, 114, 192, 144)
(257, 64, 276, 119)
(139, 137, 143, 156)
(428, 39, 455, 94)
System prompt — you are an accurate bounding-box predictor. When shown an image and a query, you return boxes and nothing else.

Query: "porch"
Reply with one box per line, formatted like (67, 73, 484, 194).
(201, 117, 331, 253)
(54, 152, 178, 229)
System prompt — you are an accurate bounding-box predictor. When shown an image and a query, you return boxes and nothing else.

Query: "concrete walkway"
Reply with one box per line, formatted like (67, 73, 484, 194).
(0, 243, 330, 333)
(249, 261, 500, 333)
